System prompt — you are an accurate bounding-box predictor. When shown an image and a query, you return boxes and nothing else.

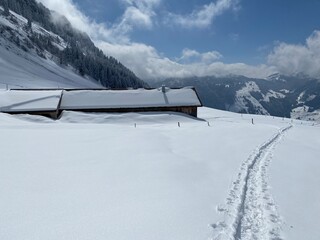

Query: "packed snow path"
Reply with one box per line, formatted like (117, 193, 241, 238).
(212, 125, 292, 240)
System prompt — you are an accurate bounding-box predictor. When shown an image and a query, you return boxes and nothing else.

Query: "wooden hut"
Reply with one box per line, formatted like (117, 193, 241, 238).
(0, 90, 62, 119)
(1, 87, 202, 118)
(60, 87, 202, 117)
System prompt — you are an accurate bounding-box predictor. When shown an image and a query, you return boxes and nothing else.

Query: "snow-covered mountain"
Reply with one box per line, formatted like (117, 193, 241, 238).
(0, 0, 147, 89)
(155, 74, 320, 121)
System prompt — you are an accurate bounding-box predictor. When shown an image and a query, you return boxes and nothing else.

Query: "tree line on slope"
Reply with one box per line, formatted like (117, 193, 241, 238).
(0, 0, 147, 88)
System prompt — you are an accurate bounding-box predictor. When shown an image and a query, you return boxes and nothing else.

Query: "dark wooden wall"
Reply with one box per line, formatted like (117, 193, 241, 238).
(59, 106, 198, 118)
(3, 107, 198, 119)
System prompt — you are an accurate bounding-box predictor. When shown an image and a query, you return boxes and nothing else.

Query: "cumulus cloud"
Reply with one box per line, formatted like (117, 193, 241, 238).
(37, 0, 92, 32)
(179, 48, 222, 64)
(96, 41, 275, 80)
(36, 0, 277, 80)
(96, 41, 191, 79)
(116, 0, 161, 32)
(121, 0, 161, 9)
(122, 6, 153, 29)
(268, 31, 320, 78)
(37, 0, 159, 43)
(37, 0, 121, 42)
(165, 0, 239, 28)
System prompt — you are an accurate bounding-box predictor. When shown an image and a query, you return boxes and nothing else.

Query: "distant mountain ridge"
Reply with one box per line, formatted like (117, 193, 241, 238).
(0, 0, 147, 88)
(154, 74, 320, 121)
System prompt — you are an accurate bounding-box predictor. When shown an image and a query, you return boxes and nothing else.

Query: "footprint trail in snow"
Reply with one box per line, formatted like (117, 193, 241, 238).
(212, 125, 292, 240)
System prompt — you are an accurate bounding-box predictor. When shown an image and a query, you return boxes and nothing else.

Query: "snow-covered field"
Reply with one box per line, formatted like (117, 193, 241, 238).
(0, 107, 319, 240)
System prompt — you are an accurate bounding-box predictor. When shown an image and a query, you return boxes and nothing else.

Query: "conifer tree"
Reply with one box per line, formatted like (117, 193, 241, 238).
(3, 0, 10, 16)
(27, 18, 32, 29)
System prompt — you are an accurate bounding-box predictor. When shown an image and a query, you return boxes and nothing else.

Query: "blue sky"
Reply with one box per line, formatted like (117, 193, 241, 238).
(38, 0, 320, 80)
(74, 0, 319, 63)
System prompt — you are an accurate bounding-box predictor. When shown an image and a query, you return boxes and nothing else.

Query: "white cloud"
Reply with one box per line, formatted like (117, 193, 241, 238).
(179, 48, 222, 64)
(37, 0, 91, 32)
(166, 0, 238, 28)
(117, 0, 161, 31)
(36, 0, 276, 81)
(37, 0, 120, 41)
(36, 0, 159, 43)
(121, 0, 161, 9)
(181, 49, 200, 59)
(122, 6, 153, 29)
(268, 30, 320, 78)
(97, 41, 274, 80)
(96, 41, 189, 80)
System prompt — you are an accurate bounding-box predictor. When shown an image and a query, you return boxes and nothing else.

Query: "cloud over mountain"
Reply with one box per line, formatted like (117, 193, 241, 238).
(268, 31, 320, 79)
(36, 0, 320, 80)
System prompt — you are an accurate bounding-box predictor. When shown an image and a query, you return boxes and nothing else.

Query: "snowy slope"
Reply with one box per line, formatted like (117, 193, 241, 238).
(0, 5, 145, 89)
(0, 38, 101, 89)
(0, 107, 319, 240)
(0, 8, 103, 89)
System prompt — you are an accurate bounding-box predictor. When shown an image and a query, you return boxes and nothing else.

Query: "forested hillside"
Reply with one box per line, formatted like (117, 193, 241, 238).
(0, 0, 147, 88)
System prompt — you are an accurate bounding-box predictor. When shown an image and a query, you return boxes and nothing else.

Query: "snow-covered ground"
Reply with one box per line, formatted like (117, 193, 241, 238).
(271, 126, 320, 240)
(0, 107, 319, 240)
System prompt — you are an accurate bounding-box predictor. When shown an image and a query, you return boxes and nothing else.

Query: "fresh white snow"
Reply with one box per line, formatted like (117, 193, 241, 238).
(0, 107, 319, 240)
(270, 126, 320, 240)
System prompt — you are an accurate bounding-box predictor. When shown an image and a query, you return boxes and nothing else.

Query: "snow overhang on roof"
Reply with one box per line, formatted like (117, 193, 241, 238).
(60, 88, 202, 110)
(0, 90, 62, 112)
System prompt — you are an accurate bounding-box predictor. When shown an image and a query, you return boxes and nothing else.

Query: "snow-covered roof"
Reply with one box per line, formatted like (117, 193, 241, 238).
(60, 88, 202, 110)
(0, 90, 62, 112)
(0, 88, 202, 114)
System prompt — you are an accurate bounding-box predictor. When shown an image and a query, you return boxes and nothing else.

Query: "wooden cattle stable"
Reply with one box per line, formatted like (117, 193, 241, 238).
(0, 90, 63, 119)
(1, 87, 203, 119)
(59, 87, 202, 118)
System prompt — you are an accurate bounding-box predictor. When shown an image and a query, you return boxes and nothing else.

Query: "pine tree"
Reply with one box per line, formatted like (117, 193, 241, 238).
(3, 0, 10, 16)
(27, 18, 32, 29)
